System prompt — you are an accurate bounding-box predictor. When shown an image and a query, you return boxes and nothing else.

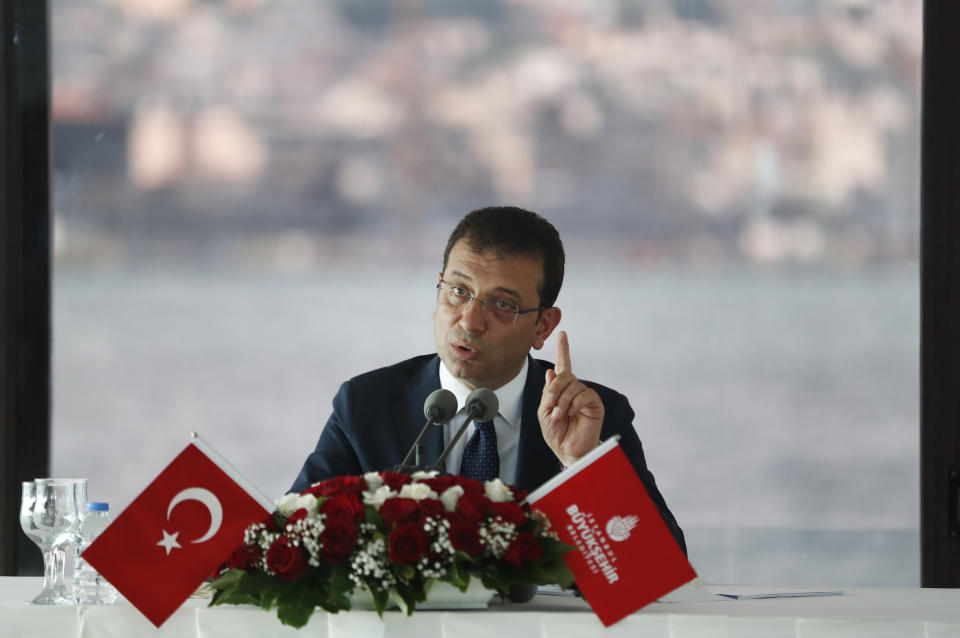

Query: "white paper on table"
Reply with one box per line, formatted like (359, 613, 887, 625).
(657, 583, 728, 603)
(713, 588, 844, 600)
(536, 585, 578, 597)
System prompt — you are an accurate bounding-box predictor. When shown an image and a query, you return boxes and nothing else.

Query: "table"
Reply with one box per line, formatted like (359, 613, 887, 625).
(3, 577, 959, 637)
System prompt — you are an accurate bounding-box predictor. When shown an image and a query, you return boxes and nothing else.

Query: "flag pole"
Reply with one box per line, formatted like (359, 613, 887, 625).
(189, 432, 276, 512)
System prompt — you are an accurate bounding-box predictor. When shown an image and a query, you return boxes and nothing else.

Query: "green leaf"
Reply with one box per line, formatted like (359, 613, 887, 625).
(274, 578, 333, 628)
(275, 588, 316, 629)
(392, 582, 422, 616)
(210, 569, 245, 590)
(209, 570, 281, 608)
(539, 537, 575, 560)
(369, 586, 390, 617)
(445, 562, 470, 591)
(260, 588, 280, 612)
(364, 508, 384, 527)
(479, 572, 510, 596)
(396, 564, 415, 582)
(536, 558, 576, 588)
(325, 565, 353, 612)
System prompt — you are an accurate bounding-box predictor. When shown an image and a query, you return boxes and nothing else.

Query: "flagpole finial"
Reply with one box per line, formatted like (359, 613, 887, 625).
(191, 432, 199, 439)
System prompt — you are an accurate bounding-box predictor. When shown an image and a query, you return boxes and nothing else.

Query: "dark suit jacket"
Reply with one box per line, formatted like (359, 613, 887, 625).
(291, 354, 686, 554)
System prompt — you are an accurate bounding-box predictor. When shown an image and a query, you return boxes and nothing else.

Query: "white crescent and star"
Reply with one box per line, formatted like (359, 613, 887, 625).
(157, 487, 224, 556)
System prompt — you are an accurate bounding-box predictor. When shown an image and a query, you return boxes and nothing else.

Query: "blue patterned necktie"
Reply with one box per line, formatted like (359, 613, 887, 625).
(459, 420, 499, 483)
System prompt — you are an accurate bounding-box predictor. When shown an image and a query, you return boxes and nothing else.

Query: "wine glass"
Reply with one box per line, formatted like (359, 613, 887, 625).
(20, 479, 80, 604)
(51, 479, 87, 600)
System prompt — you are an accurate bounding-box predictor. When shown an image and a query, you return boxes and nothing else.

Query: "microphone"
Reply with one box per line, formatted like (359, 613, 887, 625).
(395, 389, 458, 471)
(465, 388, 499, 422)
(434, 388, 499, 467)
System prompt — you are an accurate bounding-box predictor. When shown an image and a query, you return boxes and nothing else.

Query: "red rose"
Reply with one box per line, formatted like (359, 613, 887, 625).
(418, 498, 446, 519)
(320, 495, 365, 522)
(449, 520, 484, 556)
(450, 476, 485, 494)
(319, 516, 358, 563)
(420, 476, 456, 494)
(379, 472, 413, 492)
(379, 498, 420, 526)
(457, 492, 492, 523)
(225, 544, 261, 571)
(388, 523, 429, 564)
(490, 502, 526, 526)
(263, 515, 281, 533)
(504, 532, 542, 567)
(303, 476, 366, 498)
(286, 508, 309, 525)
(265, 536, 308, 581)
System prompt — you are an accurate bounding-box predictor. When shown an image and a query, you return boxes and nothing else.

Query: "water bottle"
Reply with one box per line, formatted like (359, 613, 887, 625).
(74, 502, 117, 605)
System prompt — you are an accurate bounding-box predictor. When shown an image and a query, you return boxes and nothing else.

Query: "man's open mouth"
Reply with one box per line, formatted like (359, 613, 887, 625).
(452, 341, 479, 356)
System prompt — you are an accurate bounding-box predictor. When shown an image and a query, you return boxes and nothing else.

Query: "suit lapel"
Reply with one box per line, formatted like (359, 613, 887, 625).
(515, 356, 559, 491)
(392, 355, 444, 467)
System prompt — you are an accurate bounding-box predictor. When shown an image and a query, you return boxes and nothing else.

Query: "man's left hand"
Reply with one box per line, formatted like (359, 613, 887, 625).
(537, 330, 604, 467)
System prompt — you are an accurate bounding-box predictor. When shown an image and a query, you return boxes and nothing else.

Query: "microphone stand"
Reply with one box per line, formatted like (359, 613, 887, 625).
(432, 418, 472, 468)
(392, 416, 446, 475)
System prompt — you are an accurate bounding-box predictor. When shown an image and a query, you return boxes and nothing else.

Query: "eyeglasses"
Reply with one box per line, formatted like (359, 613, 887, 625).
(436, 281, 547, 324)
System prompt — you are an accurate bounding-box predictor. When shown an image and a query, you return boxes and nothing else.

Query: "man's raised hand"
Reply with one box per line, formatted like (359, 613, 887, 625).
(537, 330, 604, 467)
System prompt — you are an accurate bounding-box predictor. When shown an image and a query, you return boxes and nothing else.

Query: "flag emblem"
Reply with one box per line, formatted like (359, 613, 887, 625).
(605, 515, 639, 542)
(161, 487, 224, 550)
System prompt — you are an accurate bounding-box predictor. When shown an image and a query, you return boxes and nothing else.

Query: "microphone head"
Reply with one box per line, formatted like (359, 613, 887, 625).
(465, 388, 499, 422)
(423, 388, 458, 423)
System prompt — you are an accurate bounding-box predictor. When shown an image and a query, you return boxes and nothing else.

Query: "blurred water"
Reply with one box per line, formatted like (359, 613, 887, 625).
(51, 261, 919, 586)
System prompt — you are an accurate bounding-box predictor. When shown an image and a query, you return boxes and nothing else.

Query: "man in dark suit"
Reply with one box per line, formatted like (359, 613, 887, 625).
(291, 206, 685, 553)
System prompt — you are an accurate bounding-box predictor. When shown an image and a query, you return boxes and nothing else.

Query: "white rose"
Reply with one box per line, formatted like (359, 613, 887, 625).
(363, 485, 394, 508)
(294, 494, 319, 518)
(440, 485, 464, 512)
(484, 478, 513, 503)
(363, 472, 384, 491)
(276, 492, 300, 516)
(411, 470, 439, 480)
(399, 482, 438, 501)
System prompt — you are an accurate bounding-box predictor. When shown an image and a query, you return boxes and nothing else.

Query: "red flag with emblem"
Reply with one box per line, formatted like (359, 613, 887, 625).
(82, 437, 273, 627)
(527, 438, 697, 626)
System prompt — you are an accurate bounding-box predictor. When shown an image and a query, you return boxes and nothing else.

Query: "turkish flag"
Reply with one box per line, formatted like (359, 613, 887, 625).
(527, 439, 697, 626)
(83, 441, 273, 627)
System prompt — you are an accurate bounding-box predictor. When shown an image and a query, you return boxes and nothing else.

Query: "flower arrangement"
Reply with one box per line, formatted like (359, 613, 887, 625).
(209, 471, 574, 628)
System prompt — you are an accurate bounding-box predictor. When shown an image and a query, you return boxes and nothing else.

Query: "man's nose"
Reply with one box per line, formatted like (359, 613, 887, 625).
(458, 297, 487, 332)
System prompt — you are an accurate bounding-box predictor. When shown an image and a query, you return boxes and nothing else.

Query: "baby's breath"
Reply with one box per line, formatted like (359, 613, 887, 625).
(479, 520, 517, 559)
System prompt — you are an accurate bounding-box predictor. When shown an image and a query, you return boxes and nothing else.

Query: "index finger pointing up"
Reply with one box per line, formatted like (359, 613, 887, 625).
(555, 330, 571, 374)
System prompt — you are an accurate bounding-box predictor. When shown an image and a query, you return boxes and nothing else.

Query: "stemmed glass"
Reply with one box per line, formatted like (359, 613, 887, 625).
(19, 479, 81, 605)
(53, 479, 87, 600)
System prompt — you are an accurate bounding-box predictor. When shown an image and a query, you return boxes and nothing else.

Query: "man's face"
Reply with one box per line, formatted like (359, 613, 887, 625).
(433, 239, 560, 390)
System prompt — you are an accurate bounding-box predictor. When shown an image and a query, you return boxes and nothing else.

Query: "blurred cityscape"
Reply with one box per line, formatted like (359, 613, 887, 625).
(52, 0, 920, 268)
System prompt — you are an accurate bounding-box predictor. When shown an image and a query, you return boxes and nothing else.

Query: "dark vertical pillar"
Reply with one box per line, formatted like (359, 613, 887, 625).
(921, 0, 960, 587)
(1, 0, 50, 576)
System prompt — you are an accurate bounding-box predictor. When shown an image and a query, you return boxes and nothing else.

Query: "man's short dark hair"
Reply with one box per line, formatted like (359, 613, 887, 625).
(442, 206, 565, 308)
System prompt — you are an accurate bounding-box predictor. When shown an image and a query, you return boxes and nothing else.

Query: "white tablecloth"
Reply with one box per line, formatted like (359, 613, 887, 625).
(3, 577, 959, 638)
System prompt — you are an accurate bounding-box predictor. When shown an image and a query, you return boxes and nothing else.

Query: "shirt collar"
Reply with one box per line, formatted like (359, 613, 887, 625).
(438, 357, 527, 429)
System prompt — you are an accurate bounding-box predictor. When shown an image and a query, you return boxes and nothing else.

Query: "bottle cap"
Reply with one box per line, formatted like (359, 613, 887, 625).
(86, 502, 109, 511)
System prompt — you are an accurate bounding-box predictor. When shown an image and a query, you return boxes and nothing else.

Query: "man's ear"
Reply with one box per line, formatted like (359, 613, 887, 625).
(532, 307, 562, 350)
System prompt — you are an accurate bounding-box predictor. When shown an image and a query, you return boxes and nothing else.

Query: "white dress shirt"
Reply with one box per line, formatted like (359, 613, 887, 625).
(438, 357, 528, 485)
